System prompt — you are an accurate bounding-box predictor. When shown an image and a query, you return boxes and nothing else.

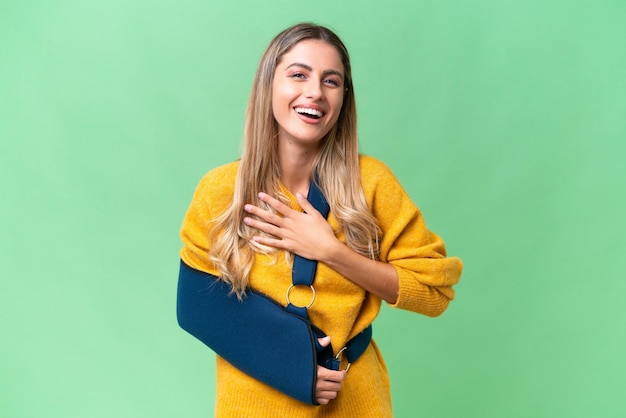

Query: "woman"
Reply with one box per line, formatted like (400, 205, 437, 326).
(178, 23, 463, 417)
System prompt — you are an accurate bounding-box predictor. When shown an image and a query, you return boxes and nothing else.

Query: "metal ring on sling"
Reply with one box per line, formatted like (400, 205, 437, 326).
(285, 284, 316, 309)
(335, 346, 352, 372)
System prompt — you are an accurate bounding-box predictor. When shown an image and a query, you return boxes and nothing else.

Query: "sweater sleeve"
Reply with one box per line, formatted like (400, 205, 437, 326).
(179, 163, 237, 275)
(364, 158, 463, 317)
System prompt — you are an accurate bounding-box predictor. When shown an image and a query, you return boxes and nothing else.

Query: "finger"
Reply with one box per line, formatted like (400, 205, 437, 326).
(243, 216, 282, 237)
(316, 391, 339, 402)
(316, 396, 332, 405)
(316, 379, 343, 391)
(317, 336, 331, 348)
(258, 192, 294, 216)
(295, 193, 321, 216)
(243, 205, 284, 227)
(250, 235, 289, 250)
(317, 366, 347, 382)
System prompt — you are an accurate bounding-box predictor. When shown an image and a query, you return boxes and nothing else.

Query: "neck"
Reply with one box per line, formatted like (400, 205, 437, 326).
(278, 141, 319, 196)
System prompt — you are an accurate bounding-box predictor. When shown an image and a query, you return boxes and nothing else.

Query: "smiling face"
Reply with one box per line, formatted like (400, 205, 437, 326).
(271, 39, 345, 150)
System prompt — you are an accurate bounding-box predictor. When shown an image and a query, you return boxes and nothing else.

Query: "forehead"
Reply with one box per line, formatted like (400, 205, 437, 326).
(278, 39, 344, 73)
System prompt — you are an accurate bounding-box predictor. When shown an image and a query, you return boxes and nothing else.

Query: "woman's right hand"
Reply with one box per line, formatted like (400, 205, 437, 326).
(315, 337, 347, 405)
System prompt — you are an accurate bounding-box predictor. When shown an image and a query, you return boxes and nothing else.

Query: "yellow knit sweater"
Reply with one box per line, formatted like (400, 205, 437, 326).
(180, 155, 463, 417)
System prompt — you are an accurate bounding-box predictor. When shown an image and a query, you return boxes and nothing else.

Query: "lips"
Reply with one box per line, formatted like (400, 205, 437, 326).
(294, 106, 325, 120)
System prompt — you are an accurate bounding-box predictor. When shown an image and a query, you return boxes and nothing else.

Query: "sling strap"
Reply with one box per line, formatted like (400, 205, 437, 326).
(287, 177, 330, 320)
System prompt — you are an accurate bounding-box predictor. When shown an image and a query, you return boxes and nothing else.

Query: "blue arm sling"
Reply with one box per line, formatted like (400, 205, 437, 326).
(176, 178, 372, 405)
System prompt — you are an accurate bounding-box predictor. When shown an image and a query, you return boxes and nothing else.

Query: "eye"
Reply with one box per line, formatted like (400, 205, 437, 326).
(323, 78, 341, 87)
(290, 72, 307, 79)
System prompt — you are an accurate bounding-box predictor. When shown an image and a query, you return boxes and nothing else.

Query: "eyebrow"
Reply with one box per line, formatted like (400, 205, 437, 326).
(285, 62, 344, 79)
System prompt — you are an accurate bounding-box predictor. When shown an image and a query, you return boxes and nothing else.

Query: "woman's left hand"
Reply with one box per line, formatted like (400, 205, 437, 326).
(243, 192, 338, 261)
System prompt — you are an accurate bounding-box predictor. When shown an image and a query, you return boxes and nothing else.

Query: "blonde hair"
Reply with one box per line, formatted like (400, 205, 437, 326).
(208, 23, 381, 298)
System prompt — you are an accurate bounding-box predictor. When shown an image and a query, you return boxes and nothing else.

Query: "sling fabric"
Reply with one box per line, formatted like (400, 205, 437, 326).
(177, 261, 322, 404)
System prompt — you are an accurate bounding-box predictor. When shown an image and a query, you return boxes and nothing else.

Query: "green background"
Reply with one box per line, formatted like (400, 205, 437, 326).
(2, 0, 625, 417)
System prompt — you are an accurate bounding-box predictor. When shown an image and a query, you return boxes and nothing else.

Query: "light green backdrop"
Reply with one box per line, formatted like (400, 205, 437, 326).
(1, 1, 625, 417)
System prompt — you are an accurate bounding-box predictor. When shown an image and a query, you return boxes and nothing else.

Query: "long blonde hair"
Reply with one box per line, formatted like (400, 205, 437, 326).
(209, 23, 381, 298)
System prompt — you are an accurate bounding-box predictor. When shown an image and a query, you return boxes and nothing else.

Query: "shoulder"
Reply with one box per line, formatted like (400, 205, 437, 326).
(194, 160, 239, 195)
(358, 154, 402, 190)
(198, 160, 240, 188)
(358, 155, 416, 218)
(189, 160, 240, 213)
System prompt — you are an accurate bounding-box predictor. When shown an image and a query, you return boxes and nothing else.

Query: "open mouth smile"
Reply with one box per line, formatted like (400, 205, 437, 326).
(294, 107, 325, 120)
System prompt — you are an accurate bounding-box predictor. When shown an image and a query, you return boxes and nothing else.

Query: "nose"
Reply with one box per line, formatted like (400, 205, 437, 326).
(304, 78, 324, 100)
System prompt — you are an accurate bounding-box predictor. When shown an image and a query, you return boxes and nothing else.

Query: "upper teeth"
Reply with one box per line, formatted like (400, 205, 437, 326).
(295, 107, 323, 117)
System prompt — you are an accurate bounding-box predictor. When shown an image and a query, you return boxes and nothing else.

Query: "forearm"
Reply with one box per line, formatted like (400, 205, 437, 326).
(322, 239, 399, 304)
